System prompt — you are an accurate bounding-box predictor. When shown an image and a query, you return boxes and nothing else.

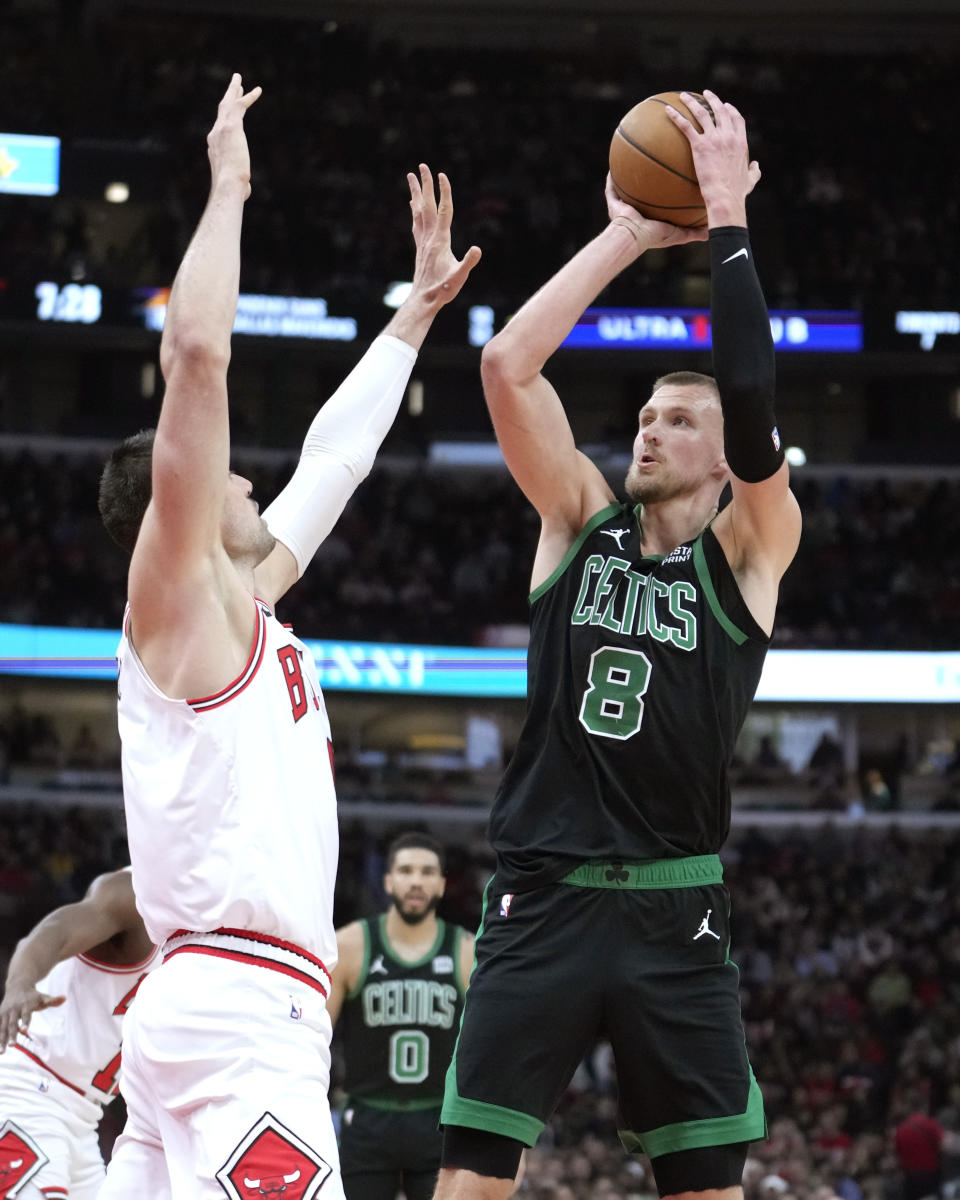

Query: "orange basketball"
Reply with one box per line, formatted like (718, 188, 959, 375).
(608, 91, 715, 227)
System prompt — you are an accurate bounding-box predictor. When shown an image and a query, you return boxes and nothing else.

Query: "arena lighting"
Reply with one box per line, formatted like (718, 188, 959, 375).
(1, 624, 959, 703)
(894, 310, 960, 351)
(104, 181, 129, 203)
(784, 446, 807, 467)
(468, 304, 495, 347)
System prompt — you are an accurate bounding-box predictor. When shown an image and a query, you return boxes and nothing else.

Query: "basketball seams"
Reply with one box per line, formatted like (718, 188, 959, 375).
(613, 125, 699, 187)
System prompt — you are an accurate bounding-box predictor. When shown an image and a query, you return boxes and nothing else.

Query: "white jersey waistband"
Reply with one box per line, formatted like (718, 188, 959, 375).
(162, 927, 331, 998)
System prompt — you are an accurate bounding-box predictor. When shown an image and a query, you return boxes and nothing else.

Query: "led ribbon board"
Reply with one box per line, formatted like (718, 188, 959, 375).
(1, 625, 958, 702)
(562, 308, 863, 352)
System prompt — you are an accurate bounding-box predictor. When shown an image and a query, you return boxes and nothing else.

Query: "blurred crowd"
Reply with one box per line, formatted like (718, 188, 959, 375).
(4, 807, 960, 1200)
(1, 8, 958, 312)
(0, 447, 958, 650)
(3, 10, 959, 1200)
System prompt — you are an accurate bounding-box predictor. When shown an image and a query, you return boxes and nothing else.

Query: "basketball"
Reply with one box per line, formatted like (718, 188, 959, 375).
(608, 91, 715, 227)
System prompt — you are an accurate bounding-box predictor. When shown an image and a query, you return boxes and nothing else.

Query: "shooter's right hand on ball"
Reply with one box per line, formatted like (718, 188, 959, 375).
(665, 89, 761, 227)
(604, 172, 708, 251)
(206, 73, 262, 200)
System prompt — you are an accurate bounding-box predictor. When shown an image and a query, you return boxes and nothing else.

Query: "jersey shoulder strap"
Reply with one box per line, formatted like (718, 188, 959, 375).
(346, 918, 374, 999)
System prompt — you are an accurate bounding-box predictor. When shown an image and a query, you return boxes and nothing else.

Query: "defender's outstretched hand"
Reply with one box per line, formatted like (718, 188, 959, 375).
(604, 171, 708, 250)
(0, 982, 65, 1051)
(665, 89, 761, 223)
(407, 164, 482, 309)
(206, 73, 263, 199)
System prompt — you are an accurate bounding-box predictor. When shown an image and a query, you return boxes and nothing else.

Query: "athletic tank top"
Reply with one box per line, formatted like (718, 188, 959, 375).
(117, 597, 339, 966)
(10, 945, 160, 1106)
(339, 917, 466, 1106)
(489, 502, 770, 892)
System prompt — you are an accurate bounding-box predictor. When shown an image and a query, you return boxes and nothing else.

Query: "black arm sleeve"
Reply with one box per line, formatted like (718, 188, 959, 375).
(709, 225, 784, 483)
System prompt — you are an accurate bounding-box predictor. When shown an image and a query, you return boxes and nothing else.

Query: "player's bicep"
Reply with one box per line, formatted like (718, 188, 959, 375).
(482, 358, 605, 524)
(726, 462, 801, 579)
(149, 358, 231, 565)
(128, 510, 219, 638)
(328, 923, 364, 1025)
(325, 967, 347, 1026)
(34, 900, 122, 964)
(88, 871, 142, 937)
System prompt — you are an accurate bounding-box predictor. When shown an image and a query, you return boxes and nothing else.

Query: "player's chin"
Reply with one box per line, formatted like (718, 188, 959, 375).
(626, 467, 673, 505)
(625, 468, 651, 503)
(255, 527, 277, 564)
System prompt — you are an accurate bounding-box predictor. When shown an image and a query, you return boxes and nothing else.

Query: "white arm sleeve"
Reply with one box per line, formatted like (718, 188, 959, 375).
(261, 334, 417, 578)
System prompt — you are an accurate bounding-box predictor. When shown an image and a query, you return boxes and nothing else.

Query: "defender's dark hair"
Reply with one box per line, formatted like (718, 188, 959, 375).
(385, 831, 447, 874)
(651, 370, 719, 396)
(98, 428, 156, 554)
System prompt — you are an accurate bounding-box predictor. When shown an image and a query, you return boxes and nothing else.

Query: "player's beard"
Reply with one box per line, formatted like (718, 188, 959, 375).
(625, 463, 675, 504)
(392, 894, 441, 926)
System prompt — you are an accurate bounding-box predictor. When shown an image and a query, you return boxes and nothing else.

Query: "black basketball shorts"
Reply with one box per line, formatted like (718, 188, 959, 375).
(440, 855, 766, 1159)
(339, 1101, 442, 1200)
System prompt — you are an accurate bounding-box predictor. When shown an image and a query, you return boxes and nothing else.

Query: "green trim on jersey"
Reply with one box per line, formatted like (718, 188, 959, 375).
(561, 854, 723, 890)
(529, 503, 622, 603)
(443, 881, 497, 1133)
(444, 887, 545, 1144)
(378, 914, 447, 970)
(347, 920, 373, 1000)
(693, 534, 748, 645)
(619, 1071, 766, 1157)
(441, 1088, 545, 1147)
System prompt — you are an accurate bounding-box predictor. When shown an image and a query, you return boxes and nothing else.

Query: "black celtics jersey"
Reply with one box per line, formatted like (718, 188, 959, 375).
(339, 915, 467, 1107)
(489, 501, 770, 892)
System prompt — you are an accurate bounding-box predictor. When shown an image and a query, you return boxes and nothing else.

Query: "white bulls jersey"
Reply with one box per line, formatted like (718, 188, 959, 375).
(10, 946, 159, 1106)
(116, 597, 339, 967)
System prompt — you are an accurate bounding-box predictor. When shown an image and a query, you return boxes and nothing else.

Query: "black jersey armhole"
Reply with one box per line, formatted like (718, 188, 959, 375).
(346, 919, 372, 1000)
(693, 529, 769, 645)
(529, 503, 623, 604)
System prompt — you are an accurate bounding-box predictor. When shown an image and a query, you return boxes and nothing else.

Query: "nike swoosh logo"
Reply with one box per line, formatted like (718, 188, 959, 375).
(721, 247, 748, 265)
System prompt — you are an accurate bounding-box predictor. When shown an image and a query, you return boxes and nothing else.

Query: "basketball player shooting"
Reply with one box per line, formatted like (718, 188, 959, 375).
(95, 75, 480, 1200)
(434, 90, 800, 1200)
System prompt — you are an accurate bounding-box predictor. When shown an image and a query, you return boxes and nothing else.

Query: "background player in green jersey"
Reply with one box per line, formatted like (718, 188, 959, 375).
(434, 92, 802, 1200)
(328, 833, 474, 1200)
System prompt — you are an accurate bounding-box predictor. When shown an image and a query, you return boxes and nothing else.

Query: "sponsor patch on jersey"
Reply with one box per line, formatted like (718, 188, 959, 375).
(216, 1112, 332, 1200)
(432, 955, 454, 975)
(663, 544, 693, 564)
(0, 1121, 49, 1197)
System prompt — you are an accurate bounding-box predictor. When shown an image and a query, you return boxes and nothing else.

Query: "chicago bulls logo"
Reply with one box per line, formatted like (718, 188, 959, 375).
(0, 1121, 48, 1198)
(216, 1113, 332, 1200)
